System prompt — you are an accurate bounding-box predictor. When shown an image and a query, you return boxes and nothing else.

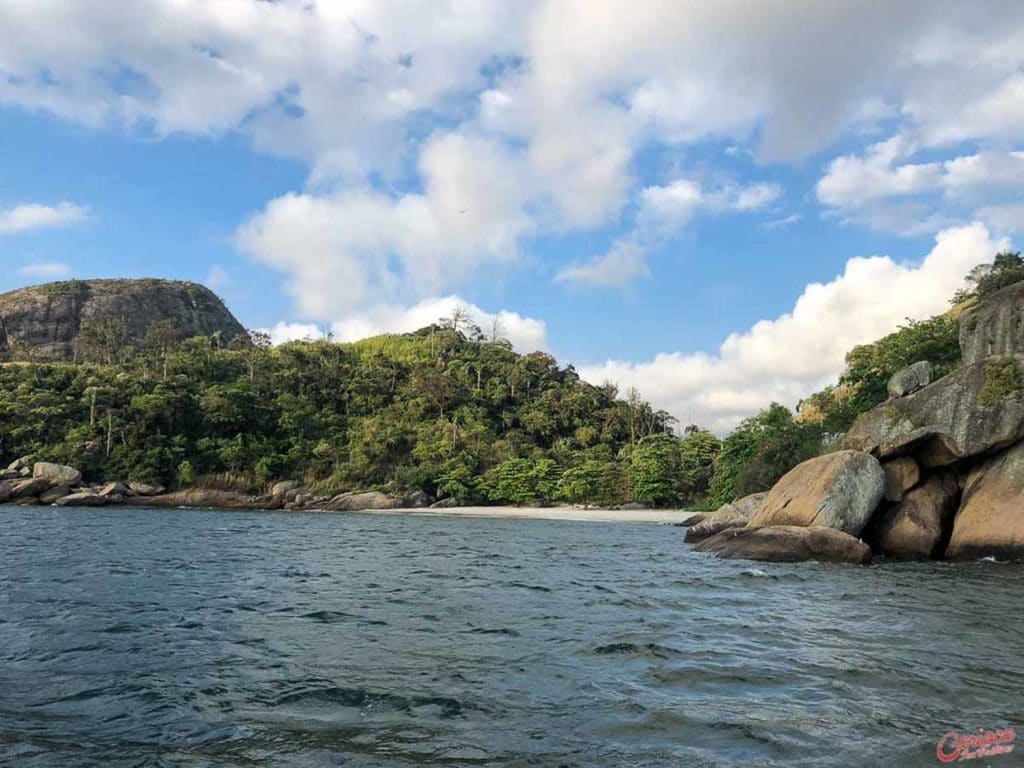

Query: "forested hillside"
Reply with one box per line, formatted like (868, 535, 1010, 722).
(1, 253, 1017, 507)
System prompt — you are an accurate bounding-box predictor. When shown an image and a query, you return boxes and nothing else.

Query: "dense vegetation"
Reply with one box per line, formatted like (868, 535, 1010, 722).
(0, 314, 722, 506)
(1, 253, 1017, 508)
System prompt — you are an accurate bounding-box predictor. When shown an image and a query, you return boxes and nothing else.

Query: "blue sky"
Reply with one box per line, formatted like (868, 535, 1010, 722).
(0, 1, 1021, 430)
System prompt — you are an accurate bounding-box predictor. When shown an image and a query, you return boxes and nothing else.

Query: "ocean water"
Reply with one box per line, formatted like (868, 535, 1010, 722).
(1, 506, 1021, 767)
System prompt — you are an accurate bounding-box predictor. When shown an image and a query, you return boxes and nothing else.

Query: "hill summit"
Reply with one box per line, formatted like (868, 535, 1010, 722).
(0, 278, 246, 361)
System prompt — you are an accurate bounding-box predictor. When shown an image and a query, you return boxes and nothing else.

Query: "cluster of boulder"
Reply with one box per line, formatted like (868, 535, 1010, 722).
(0, 459, 165, 507)
(685, 280, 1024, 564)
(0, 465, 437, 513)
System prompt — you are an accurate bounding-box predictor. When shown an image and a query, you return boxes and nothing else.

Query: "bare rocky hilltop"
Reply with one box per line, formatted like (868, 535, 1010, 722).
(0, 278, 246, 361)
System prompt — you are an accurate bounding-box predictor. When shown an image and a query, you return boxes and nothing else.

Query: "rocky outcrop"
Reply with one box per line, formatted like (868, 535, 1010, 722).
(324, 491, 403, 511)
(867, 474, 960, 559)
(842, 355, 1024, 468)
(271, 480, 302, 496)
(0, 278, 246, 361)
(55, 492, 108, 507)
(694, 526, 871, 564)
(133, 489, 276, 510)
(946, 442, 1024, 560)
(887, 361, 932, 398)
(128, 481, 165, 496)
(683, 492, 767, 543)
(749, 451, 884, 536)
(958, 281, 1024, 365)
(881, 456, 920, 502)
(33, 462, 82, 486)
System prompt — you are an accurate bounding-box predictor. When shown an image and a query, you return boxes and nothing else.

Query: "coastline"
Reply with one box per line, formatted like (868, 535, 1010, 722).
(333, 505, 700, 525)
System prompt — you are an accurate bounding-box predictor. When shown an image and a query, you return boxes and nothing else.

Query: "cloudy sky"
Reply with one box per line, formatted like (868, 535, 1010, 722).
(0, 1, 1021, 431)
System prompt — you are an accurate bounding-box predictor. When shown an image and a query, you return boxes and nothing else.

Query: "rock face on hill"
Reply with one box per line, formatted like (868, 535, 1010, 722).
(0, 279, 246, 361)
(958, 280, 1024, 365)
(693, 281, 1024, 564)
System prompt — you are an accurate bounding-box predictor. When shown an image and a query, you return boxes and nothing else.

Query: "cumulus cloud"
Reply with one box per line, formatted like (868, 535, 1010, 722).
(258, 322, 328, 346)
(817, 139, 1024, 234)
(0, 202, 88, 235)
(236, 131, 532, 314)
(330, 296, 548, 354)
(578, 224, 1008, 433)
(2, 3, 1023, 300)
(15, 261, 73, 279)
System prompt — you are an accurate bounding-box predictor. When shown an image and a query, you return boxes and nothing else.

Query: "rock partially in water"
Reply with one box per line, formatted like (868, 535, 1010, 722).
(749, 451, 884, 536)
(11, 477, 50, 499)
(683, 492, 766, 543)
(134, 489, 276, 510)
(946, 441, 1024, 561)
(868, 474, 960, 560)
(55, 492, 107, 507)
(694, 525, 871, 564)
(887, 360, 932, 398)
(40, 485, 71, 505)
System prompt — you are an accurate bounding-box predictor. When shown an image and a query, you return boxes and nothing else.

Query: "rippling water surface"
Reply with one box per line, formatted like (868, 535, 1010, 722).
(1, 507, 1022, 767)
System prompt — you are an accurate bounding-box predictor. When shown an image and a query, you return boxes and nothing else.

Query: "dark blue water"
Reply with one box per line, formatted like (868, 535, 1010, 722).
(1, 507, 1022, 767)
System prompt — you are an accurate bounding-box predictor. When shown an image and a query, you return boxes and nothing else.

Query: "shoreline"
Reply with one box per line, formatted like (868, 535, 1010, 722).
(329, 505, 700, 525)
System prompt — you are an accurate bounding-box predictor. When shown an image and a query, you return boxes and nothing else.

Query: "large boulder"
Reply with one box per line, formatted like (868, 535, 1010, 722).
(881, 456, 920, 502)
(749, 451, 884, 536)
(887, 361, 932, 398)
(55, 492, 108, 507)
(40, 485, 71, 504)
(843, 355, 1024, 468)
(946, 442, 1024, 560)
(0, 481, 12, 503)
(128, 481, 165, 496)
(98, 481, 131, 498)
(33, 462, 81, 486)
(271, 480, 302, 496)
(684, 492, 767, 543)
(868, 474, 960, 559)
(11, 477, 50, 498)
(958, 280, 1024, 365)
(0, 278, 246, 362)
(325, 491, 403, 511)
(694, 526, 871, 564)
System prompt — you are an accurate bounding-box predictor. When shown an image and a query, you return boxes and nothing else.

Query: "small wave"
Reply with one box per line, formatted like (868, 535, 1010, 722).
(507, 581, 552, 592)
(273, 685, 467, 718)
(741, 568, 768, 578)
(466, 627, 520, 637)
(593, 642, 680, 658)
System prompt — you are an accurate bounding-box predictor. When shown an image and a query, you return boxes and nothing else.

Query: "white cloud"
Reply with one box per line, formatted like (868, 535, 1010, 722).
(330, 296, 548, 354)
(258, 322, 328, 346)
(236, 131, 532, 314)
(555, 240, 650, 288)
(578, 224, 1008, 433)
(15, 261, 73, 279)
(558, 178, 782, 289)
(0, 202, 88, 235)
(817, 139, 1024, 234)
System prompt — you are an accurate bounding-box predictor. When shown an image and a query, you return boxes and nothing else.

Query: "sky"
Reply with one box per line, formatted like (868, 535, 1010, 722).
(0, 1, 1021, 432)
